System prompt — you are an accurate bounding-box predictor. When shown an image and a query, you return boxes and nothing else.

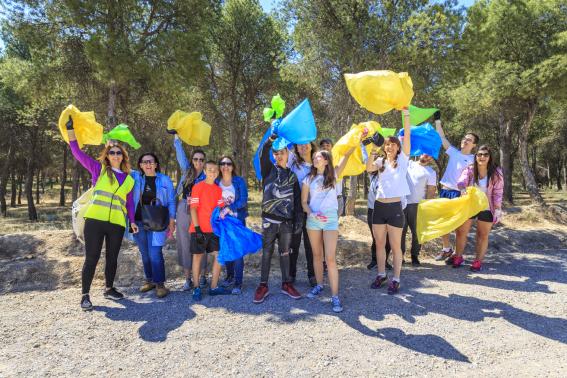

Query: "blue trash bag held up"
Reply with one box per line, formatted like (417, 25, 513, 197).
(398, 123, 442, 159)
(211, 207, 263, 266)
(253, 119, 292, 180)
(277, 99, 317, 145)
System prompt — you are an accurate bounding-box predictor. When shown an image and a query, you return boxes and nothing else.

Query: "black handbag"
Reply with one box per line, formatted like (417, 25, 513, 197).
(141, 198, 169, 231)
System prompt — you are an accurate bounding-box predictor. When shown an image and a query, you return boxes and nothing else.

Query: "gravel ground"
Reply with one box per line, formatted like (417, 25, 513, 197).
(1, 222, 567, 377)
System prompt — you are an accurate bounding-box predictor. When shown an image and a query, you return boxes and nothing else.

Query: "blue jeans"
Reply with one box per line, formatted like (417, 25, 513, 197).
(225, 218, 245, 286)
(134, 224, 166, 284)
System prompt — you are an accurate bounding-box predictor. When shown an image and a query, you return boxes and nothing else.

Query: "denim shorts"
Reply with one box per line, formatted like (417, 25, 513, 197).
(306, 211, 339, 231)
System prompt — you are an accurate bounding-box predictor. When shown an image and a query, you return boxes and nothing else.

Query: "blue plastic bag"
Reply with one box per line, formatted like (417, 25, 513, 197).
(398, 123, 442, 159)
(211, 207, 263, 265)
(277, 99, 317, 145)
(253, 119, 292, 180)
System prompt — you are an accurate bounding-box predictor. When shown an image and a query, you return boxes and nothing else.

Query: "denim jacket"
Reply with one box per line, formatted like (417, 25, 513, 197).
(130, 170, 176, 246)
(214, 175, 249, 222)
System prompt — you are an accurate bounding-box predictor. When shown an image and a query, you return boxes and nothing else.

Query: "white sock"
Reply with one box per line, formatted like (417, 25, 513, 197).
(392, 277, 400, 283)
(378, 272, 386, 278)
(442, 247, 452, 252)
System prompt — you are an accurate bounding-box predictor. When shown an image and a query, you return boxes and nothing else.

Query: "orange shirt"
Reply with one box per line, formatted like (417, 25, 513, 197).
(189, 181, 223, 233)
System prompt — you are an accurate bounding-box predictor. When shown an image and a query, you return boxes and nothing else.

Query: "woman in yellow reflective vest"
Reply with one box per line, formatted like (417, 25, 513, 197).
(66, 116, 138, 311)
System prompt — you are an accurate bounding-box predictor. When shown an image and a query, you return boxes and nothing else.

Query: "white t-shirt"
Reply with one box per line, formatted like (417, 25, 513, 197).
(288, 150, 312, 183)
(406, 161, 437, 204)
(373, 152, 411, 200)
(302, 174, 338, 213)
(440, 146, 474, 190)
(219, 182, 237, 216)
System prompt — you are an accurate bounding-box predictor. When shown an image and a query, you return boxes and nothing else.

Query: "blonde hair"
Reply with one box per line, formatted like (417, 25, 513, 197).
(97, 143, 131, 183)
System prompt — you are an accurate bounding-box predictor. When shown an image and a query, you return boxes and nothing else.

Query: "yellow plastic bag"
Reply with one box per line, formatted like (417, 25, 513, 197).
(71, 187, 94, 245)
(332, 121, 382, 179)
(344, 71, 414, 115)
(417, 187, 489, 244)
(167, 111, 211, 146)
(58, 105, 104, 148)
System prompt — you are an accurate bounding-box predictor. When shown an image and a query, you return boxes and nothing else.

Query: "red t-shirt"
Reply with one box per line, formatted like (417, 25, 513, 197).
(189, 181, 223, 233)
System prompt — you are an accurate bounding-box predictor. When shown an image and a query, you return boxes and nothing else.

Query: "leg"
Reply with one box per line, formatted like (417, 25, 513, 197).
(192, 253, 203, 288)
(278, 223, 293, 284)
(260, 223, 278, 283)
(210, 252, 222, 289)
(149, 243, 165, 285)
(475, 221, 493, 262)
(407, 204, 420, 258)
(134, 226, 153, 282)
(322, 230, 339, 296)
(372, 224, 388, 275)
(401, 206, 410, 256)
(225, 261, 235, 280)
(455, 220, 473, 257)
(386, 225, 404, 279)
(367, 208, 376, 264)
(82, 219, 105, 294)
(175, 201, 192, 280)
(103, 222, 125, 289)
(233, 257, 244, 287)
(442, 233, 452, 249)
(289, 225, 301, 279)
(307, 229, 324, 286)
(303, 221, 315, 280)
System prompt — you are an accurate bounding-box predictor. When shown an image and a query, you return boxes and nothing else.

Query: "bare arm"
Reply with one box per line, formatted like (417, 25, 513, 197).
(366, 151, 379, 173)
(335, 147, 355, 178)
(301, 182, 311, 215)
(190, 206, 199, 228)
(426, 185, 436, 199)
(435, 119, 451, 150)
(402, 108, 411, 156)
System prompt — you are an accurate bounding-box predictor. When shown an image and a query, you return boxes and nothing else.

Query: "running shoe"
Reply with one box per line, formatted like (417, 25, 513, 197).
(209, 286, 231, 296)
(387, 281, 400, 295)
(308, 276, 318, 288)
(140, 282, 156, 293)
(253, 283, 269, 304)
(281, 282, 302, 299)
(366, 260, 377, 270)
(452, 255, 464, 268)
(192, 287, 202, 301)
(370, 275, 388, 289)
(436, 248, 454, 261)
(470, 260, 482, 272)
(104, 287, 124, 300)
(156, 286, 169, 298)
(221, 277, 234, 288)
(80, 294, 93, 311)
(199, 275, 208, 289)
(231, 286, 242, 295)
(307, 284, 323, 298)
(331, 296, 343, 313)
(445, 254, 456, 265)
(182, 279, 193, 291)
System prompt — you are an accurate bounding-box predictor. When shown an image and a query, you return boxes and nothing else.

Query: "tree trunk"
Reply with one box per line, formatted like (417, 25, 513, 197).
(25, 158, 38, 221)
(0, 145, 13, 216)
(72, 159, 80, 202)
(59, 145, 68, 206)
(35, 169, 40, 205)
(10, 171, 17, 207)
(498, 112, 513, 204)
(556, 163, 563, 191)
(18, 174, 23, 205)
(345, 175, 358, 216)
(107, 80, 118, 128)
(518, 101, 545, 206)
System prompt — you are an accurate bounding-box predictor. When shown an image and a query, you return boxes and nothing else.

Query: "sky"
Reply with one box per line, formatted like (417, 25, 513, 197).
(259, 0, 476, 12)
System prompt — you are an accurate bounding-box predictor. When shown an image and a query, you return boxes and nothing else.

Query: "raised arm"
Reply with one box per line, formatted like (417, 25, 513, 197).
(260, 136, 275, 179)
(173, 135, 190, 172)
(66, 116, 101, 179)
(434, 111, 451, 150)
(335, 146, 355, 179)
(402, 108, 411, 156)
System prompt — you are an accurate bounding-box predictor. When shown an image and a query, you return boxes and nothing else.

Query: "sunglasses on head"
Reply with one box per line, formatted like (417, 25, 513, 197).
(220, 161, 233, 166)
(108, 150, 123, 156)
(476, 152, 489, 157)
(193, 157, 205, 162)
(141, 160, 155, 165)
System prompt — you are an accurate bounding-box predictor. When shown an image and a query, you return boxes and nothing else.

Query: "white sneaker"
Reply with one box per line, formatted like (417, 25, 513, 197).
(435, 249, 453, 261)
(182, 279, 193, 291)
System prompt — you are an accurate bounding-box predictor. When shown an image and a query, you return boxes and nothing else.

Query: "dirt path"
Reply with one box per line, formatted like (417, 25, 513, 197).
(1, 216, 567, 377)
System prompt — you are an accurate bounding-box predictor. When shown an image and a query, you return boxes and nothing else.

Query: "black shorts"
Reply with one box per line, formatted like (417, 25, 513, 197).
(190, 232, 220, 254)
(471, 210, 493, 223)
(372, 201, 405, 228)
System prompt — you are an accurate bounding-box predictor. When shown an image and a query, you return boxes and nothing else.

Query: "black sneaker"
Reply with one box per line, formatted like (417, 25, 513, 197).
(411, 256, 421, 266)
(388, 280, 400, 295)
(308, 276, 318, 288)
(370, 275, 388, 289)
(366, 260, 377, 270)
(104, 287, 124, 300)
(81, 294, 93, 311)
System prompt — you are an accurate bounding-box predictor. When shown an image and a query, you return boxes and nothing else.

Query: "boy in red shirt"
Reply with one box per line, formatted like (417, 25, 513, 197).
(189, 160, 231, 300)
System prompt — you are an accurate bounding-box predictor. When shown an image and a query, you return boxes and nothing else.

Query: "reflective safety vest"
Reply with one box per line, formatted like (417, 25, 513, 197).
(84, 168, 134, 228)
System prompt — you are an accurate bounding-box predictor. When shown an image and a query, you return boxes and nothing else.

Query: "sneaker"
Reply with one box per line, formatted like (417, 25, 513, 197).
(370, 275, 388, 289)
(445, 254, 456, 265)
(199, 275, 208, 289)
(411, 256, 421, 267)
(192, 287, 202, 301)
(182, 279, 193, 291)
(231, 286, 242, 295)
(436, 248, 453, 261)
(281, 282, 302, 299)
(385, 261, 393, 271)
(331, 296, 343, 313)
(209, 286, 231, 296)
(140, 282, 156, 293)
(307, 284, 323, 298)
(253, 283, 269, 304)
(308, 276, 318, 288)
(470, 260, 482, 272)
(80, 294, 93, 311)
(221, 277, 235, 288)
(104, 287, 124, 300)
(452, 255, 464, 268)
(387, 280, 400, 295)
(366, 260, 377, 270)
(156, 286, 169, 298)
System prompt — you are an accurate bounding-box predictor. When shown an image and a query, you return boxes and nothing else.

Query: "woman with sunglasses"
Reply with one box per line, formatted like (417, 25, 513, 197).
(171, 132, 207, 291)
(66, 116, 137, 311)
(451, 146, 504, 271)
(214, 156, 249, 295)
(131, 153, 176, 298)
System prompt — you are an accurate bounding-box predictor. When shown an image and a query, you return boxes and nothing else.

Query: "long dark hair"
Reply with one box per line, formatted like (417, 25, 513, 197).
(293, 142, 317, 168)
(137, 153, 161, 174)
(307, 150, 336, 189)
(97, 143, 131, 184)
(218, 155, 237, 177)
(473, 145, 501, 185)
(184, 149, 206, 187)
(379, 136, 401, 173)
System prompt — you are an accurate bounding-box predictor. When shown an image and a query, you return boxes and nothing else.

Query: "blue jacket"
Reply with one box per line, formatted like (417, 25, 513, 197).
(131, 170, 176, 247)
(214, 175, 249, 222)
(173, 136, 191, 198)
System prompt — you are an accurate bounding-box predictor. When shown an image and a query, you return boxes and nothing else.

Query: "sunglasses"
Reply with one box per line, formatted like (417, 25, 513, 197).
(141, 160, 155, 165)
(476, 152, 489, 157)
(462, 137, 475, 143)
(193, 157, 205, 162)
(220, 161, 233, 166)
(108, 150, 123, 156)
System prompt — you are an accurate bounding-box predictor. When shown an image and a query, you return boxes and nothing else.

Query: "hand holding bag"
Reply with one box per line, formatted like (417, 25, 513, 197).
(141, 198, 169, 231)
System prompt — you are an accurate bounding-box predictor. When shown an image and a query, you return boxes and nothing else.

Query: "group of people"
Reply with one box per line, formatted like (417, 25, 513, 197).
(66, 106, 504, 314)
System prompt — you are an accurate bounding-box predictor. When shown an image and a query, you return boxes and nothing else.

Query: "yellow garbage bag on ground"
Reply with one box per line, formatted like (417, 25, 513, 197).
(58, 105, 104, 148)
(417, 187, 489, 244)
(332, 121, 382, 179)
(344, 71, 414, 115)
(167, 111, 211, 146)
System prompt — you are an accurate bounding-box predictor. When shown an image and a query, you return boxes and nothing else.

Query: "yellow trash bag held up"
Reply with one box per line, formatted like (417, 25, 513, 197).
(344, 71, 414, 115)
(167, 111, 211, 146)
(332, 121, 382, 179)
(417, 187, 489, 244)
(58, 105, 104, 148)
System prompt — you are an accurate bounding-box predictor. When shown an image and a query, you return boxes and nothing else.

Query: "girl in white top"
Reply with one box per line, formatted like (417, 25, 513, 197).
(301, 146, 354, 313)
(366, 108, 411, 295)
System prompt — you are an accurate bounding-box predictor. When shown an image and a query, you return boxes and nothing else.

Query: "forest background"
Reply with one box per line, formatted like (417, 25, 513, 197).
(0, 0, 566, 221)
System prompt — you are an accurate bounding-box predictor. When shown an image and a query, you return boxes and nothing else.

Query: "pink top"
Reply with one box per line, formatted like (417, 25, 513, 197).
(70, 140, 135, 224)
(457, 165, 504, 223)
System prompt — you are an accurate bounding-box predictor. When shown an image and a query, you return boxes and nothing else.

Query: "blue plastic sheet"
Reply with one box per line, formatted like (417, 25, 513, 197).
(211, 207, 263, 266)
(398, 123, 442, 159)
(277, 99, 317, 145)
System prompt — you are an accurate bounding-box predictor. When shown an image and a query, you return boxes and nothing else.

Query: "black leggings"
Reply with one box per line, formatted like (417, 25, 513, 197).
(290, 214, 314, 279)
(260, 221, 293, 284)
(82, 218, 125, 294)
(402, 203, 420, 257)
(367, 207, 391, 263)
